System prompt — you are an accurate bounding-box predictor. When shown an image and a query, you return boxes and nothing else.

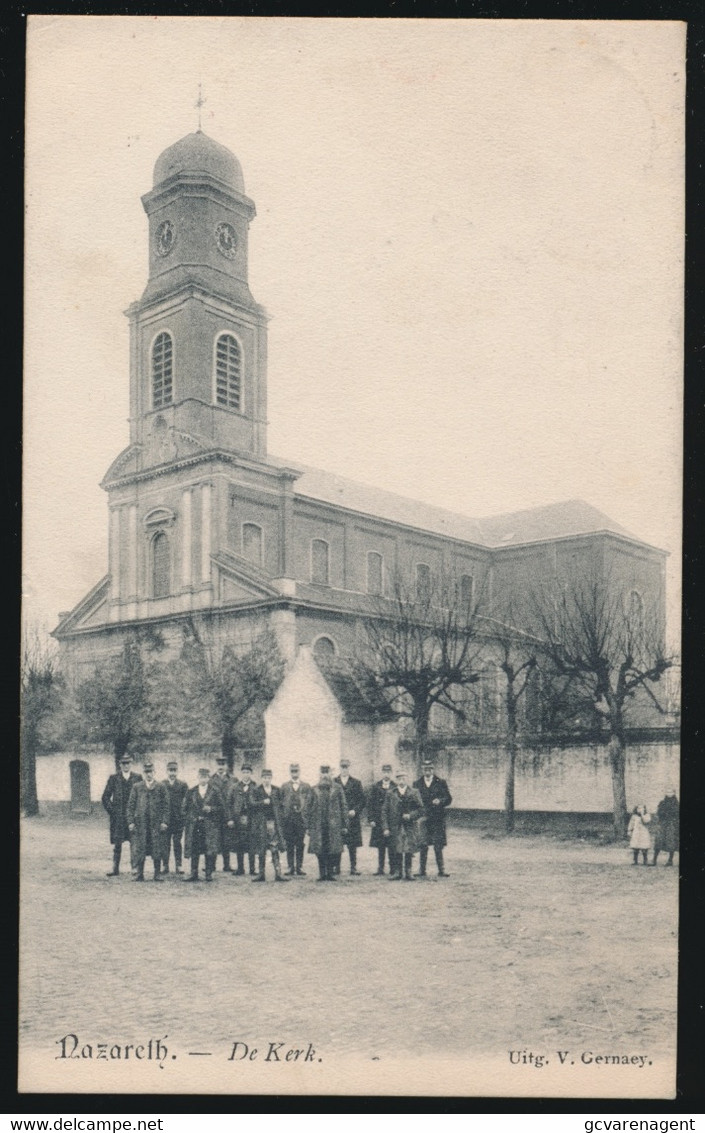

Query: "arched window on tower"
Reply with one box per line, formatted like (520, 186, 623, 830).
(152, 531, 170, 598)
(312, 635, 336, 664)
(215, 333, 242, 411)
(152, 332, 173, 409)
(311, 539, 330, 585)
(242, 522, 263, 567)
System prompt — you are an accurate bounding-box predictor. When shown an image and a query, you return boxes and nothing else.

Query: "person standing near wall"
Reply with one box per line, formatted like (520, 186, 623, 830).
(627, 804, 651, 866)
(651, 788, 679, 866)
(334, 758, 365, 875)
(414, 757, 452, 878)
(183, 767, 222, 882)
(368, 763, 396, 876)
(161, 759, 188, 874)
(210, 755, 237, 873)
(280, 763, 313, 876)
(232, 763, 257, 876)
(250, 768, 288, 882)
(382, 770, 424, 881)
(127, 760, 169, 882)
(101, 754, 142, 878)
(306, 765, 348, 882)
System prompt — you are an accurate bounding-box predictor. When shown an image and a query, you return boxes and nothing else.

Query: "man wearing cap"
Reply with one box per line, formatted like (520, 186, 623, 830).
(231, 763, 257, 876)
(182, 768, 223, 882)
(280, 763, 313, 876)
(306, 766, 348, 881)
(101, 754, 143, 877)
(367, 763, 396, 876)
(250, 769, 288, 882)
(161, 760, 188, 875)
(127, 760, 170, 882)
(414, 758, 453, 878)
(382, 770, 424, 880)
(210, 756, 238, 873)
(334, 759, 366, 875)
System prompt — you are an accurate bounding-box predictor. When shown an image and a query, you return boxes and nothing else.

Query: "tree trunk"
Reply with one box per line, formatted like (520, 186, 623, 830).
(21, 730, 40, 817)
(607, 731, 628, 838)
(222, 730, 236, 773)
(503, 693, 518, 834)
(413, 703, 431, 777)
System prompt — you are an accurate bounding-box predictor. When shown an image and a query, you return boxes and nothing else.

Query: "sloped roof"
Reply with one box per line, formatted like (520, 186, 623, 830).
(269, 457, 635, 548)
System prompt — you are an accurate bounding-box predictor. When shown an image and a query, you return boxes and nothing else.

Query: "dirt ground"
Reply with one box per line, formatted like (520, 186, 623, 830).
(19, 813, 677, 1093)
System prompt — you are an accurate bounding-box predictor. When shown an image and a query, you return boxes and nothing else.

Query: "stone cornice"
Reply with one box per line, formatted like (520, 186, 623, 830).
(102, 447, 302, 491)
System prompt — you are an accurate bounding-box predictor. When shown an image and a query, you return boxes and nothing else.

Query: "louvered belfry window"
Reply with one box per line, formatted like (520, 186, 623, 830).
(152, 332, 173, 409)
(215, 333, 242, 410)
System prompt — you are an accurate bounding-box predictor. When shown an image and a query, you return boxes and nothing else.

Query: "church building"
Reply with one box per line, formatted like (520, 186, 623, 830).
(54, 130, 667, 717)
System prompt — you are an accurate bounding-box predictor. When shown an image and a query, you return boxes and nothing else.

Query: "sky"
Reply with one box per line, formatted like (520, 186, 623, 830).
(24, 17, 684, 642)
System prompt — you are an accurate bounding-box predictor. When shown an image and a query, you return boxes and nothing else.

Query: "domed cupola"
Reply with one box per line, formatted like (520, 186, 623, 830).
(153, 129, 246, 194)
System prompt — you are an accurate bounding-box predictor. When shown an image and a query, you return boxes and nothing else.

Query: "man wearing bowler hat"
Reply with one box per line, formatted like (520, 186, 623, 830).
(414, 757, 452, 878)
(127, 760, 170, 882)
(368, 763, 396, 875)
(101, 754, 142, 877)
(161, 759, 188, 874)
(280, 763, 313, 876)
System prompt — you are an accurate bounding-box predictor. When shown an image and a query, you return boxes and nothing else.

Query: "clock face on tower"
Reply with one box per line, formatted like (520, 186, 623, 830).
(215, 221, 238, 259)
(155, 220, 175, 257)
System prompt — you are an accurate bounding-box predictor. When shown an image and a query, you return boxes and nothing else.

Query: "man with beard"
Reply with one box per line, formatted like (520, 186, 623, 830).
(280, 763, 313, 876)
(306, 765, 348, 881)
(250, 768, 288, 882)
(333, 758, 366, 875)
(382, 769, 424, 881)
(127, 760, 169, 882)
(367, 763, 396, 876)
(161, 759, 188, 875)
(101, 754, 142, 877)
(182, 767, 223, 882)
(413, 757, 452, 878)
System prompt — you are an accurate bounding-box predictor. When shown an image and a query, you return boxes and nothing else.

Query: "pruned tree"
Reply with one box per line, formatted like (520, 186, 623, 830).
(21, 625, 64, 816)
(352, 568, 486, 773)
(76, 628, 167, 769)
(166, 618, 286, 769)
(483, 610, 539, 833)
(531, 569, 675, 836)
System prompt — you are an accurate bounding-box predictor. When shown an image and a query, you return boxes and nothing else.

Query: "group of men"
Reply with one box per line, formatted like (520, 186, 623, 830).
(101, 755, 453, 884)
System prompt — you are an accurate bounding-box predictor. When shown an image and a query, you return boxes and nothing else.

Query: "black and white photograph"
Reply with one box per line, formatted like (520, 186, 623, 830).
(21, 17, 683, 1097)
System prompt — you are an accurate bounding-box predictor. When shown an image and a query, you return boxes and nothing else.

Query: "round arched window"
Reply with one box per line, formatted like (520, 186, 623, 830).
(312, 636, 336, 662)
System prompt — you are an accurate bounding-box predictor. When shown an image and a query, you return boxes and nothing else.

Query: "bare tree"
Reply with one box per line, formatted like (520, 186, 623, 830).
(76, 628, 167, 768)
(353, 568, 485, 773)
(483, 611, 539, 833)
(20, 624, 63, 816)
(531, 569, 674, 836)
(166, 618, 285, 769)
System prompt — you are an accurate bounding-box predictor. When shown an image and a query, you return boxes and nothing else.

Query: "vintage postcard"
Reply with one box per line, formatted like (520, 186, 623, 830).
(21, 17, 684, 1097)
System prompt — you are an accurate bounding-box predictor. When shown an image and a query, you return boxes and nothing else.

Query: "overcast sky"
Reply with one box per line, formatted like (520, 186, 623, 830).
(24, 17, 684, 641)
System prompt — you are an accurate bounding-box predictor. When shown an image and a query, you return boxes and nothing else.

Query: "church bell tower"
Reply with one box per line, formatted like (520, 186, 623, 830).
(126, 130, 268, 459)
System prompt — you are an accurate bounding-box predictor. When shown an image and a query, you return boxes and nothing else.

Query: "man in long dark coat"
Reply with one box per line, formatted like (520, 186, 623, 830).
(306, 765, 348, 881)
(382, 770, 424, 880)
(651, 787, 679, 866)
(250, 769, 288, 882)
(367, 762, 395, 876)
(182, 768, 223, 882)
(231, 763, 257, 876)
(161, 759, 188, 874)
(413, 757, 452, 878)
(127, 760, 169, 882)
(334, 758, 366, 875)
(280, 763, 313, 876)
(101, 754, 143, 877)
(210, 756, 238, 873)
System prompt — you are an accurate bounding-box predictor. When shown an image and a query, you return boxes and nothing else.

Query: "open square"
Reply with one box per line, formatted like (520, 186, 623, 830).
(19, 813, 677, 1095)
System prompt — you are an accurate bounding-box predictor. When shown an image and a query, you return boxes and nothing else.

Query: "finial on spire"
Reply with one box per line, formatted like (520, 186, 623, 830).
(195, 82, 206, 131)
